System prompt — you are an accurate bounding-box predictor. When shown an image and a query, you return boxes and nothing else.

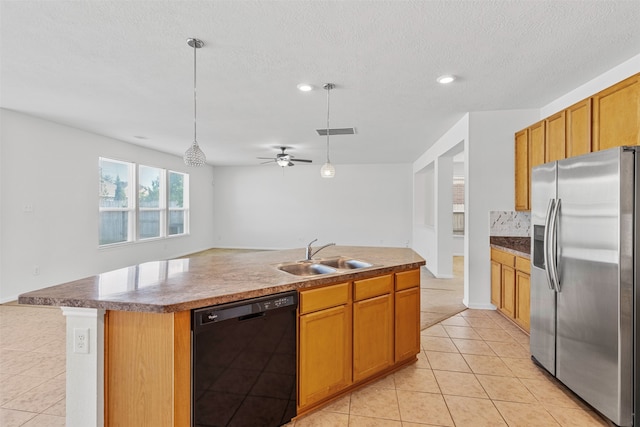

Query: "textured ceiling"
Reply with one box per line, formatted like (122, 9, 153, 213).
(2, 1, 639, 166)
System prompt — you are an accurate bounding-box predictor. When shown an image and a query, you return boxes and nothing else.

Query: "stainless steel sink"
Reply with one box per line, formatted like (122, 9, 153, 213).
(317, 257, 373, 269)
(277, 262, 337, 276)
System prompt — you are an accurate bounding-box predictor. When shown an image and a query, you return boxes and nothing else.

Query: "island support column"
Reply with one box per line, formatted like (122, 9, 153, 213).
(61, 307, 105, 427)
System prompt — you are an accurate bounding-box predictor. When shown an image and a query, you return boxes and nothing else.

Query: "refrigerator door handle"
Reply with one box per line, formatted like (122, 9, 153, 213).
(543, 198, 556, 291)
(549, 198, 561, 292)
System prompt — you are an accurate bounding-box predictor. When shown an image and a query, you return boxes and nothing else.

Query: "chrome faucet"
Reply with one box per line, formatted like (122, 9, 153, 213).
(305, 238, 336, 261)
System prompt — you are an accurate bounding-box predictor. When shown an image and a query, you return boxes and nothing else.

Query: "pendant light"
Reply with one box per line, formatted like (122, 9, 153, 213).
(183, 38, 207, 167)
(320, 83, 336, 178)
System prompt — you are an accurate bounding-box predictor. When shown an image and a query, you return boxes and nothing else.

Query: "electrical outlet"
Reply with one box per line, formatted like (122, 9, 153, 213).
(73, 328, 90, 354)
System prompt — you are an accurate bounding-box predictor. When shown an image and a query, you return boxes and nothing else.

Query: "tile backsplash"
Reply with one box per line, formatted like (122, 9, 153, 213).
(490, 211, 531, 237)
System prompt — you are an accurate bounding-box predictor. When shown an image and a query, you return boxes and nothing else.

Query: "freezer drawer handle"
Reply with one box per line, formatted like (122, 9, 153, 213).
(543, 199, 556, 291)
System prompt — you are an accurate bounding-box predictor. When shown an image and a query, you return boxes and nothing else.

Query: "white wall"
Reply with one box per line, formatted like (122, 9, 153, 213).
(465, 110, 538, 308)
(211, 163, 412, 250)
(412, 110, 538, 307)
(541, 53, 640, 118)
(413, 114, 468, 277)
(0, 109, 215, 302)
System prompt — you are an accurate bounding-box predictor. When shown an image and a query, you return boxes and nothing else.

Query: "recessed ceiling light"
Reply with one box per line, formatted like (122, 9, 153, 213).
(437, 75, 456, 84)
(297, 83, 314, 92)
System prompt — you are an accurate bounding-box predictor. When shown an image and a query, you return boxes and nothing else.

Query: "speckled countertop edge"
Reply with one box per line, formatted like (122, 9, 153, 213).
(490, 236, 531, 258)
(18, 246, 425, 313)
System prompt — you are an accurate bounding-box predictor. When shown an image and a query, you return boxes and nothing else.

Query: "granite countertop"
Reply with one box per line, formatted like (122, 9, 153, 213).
(18, 246, 425, 313)
(490, 236, 531, 258)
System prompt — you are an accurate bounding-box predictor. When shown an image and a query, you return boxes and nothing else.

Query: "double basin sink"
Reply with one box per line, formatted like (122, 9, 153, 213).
(277, 256, 374, 276)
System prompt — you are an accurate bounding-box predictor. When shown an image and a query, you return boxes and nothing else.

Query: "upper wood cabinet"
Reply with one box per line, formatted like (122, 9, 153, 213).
(545, 111, 566, 162)
(566, 98, 592, 157)
(593, 73, 640, 151)
(529, 120, 546, 169)
(514, 129, 529, 211)
(515, 73, 640, 211)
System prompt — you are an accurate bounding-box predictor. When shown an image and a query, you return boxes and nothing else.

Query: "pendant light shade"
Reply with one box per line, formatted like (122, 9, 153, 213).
(320, 162, 336, 178)
(184, 38, 207, 167)
(321, 83, 336, 178)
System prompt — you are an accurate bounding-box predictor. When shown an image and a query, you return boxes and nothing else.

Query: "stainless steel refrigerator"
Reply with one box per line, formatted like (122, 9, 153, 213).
(530, 146, 637, 426)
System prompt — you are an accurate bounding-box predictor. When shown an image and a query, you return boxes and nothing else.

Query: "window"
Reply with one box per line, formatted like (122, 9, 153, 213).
(452, 176, 465, 235)
(99, 158, 135, 245)
(99, 158, 189, 247)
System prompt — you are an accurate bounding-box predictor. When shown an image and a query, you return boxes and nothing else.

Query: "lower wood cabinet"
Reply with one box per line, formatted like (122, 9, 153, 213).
(298, 282, 352, 409)
(104, 310, 191, 427)
(298, 269, 421, 413)
(395, 269, 421, 362)
(490, 248, 530, 332)
(353, 275, 393, 382)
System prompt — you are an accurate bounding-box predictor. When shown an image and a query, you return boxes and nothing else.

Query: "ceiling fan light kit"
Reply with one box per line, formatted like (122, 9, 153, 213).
(183, 38, 207, 167)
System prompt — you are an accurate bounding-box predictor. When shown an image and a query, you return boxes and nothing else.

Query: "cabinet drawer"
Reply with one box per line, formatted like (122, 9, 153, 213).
(395, 269, 420, 291)
(491, 249, 515, 267)
(354, 275, 393, 301)
(299, 282, 350, 315)
(515, 256, 531, 274)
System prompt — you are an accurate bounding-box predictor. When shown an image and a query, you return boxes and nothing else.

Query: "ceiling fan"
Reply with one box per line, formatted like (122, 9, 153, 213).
(257, 147, 313, 167)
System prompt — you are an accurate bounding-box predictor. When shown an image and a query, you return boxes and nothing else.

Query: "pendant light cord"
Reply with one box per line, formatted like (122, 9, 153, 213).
(326, 84, 331, 163)
(193, 41, 197, 143)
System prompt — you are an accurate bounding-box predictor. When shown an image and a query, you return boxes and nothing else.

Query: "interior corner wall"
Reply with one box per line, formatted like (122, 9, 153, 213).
(0, 109, 216, 302)
(412, 114, 469, 277)
(211, 163, 412, 250)
(464, 109, 538, 309)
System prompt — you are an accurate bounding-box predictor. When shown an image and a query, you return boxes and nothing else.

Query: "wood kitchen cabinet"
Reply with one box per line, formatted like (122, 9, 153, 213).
(566, 98, 592, 157)
(298, 282, 352, 409)
(353, 275, 393, 382)
(515, 73, 640, 212)
(298, 269, 421, 414)
(593, 73, 640, 151)
(395, 269, 421, 362)
(104, 310, 191, 427)
(545, 110, 566, 162)
(490, 248, 530, 332)
(514, 129, 529, 211)
(529, 120, 546, 169)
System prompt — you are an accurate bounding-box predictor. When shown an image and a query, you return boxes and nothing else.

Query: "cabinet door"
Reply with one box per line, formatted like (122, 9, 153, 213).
(501, 265, 516, 318)
(395, 287, 420, 362)
(529, 120, 546, 168)
(593, 73, 640, 151)
(567, 98, 592, 157)
(514, 129, 529, 211)
(515, 271, 531, 332)
(490, 260, 502, 308)
(298, 305, 352, 408)
(353, 294, 393, 382)
(545, 111, 566, 162)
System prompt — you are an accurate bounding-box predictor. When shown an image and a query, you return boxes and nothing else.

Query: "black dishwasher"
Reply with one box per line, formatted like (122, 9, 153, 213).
(192, 291, 298, 427)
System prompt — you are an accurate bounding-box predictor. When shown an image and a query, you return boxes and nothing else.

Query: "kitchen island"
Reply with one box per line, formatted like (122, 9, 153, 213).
(19, 246, 425, 427)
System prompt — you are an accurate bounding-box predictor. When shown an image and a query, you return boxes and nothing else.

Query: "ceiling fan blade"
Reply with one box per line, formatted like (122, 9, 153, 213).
(257, 157, 275, 160)
(287, 161, 295, 167)
(291, 158, 312, 163)
(260, 160, 275, 164)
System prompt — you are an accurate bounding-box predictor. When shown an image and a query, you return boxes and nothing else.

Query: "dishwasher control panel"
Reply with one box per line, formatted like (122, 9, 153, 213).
(193, 291, 298, 329)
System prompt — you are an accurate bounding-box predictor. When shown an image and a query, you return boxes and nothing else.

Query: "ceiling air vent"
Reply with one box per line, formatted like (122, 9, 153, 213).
(316, 128, 356, 136)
